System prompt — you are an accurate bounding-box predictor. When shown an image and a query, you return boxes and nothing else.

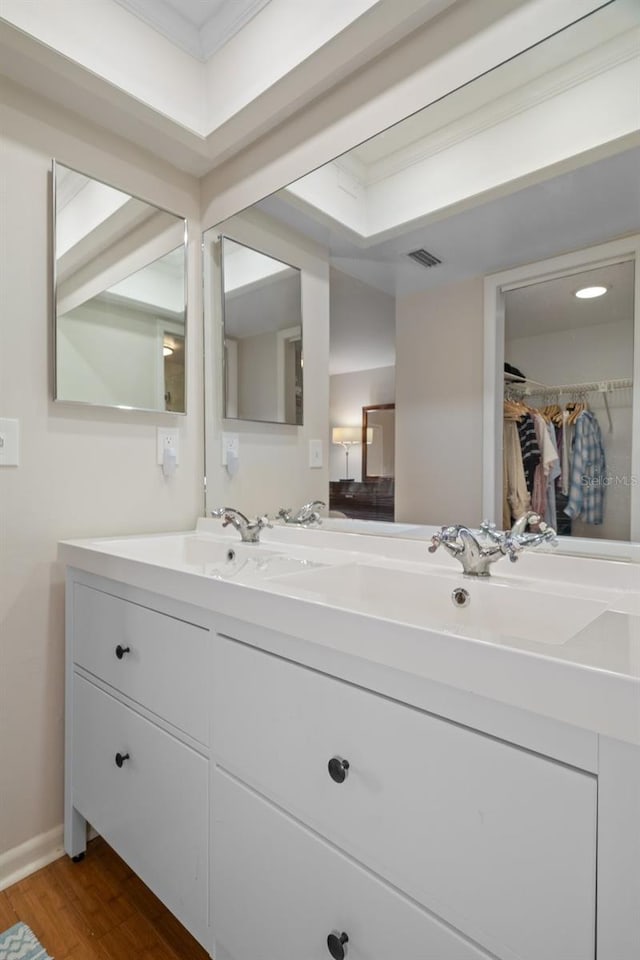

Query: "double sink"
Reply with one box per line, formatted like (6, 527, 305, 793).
(86, 529, 616, 648)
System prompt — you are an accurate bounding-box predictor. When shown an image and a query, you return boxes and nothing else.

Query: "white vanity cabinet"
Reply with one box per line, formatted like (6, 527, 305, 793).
(62, 558, 639, 960)
(64, 573, 211, 948)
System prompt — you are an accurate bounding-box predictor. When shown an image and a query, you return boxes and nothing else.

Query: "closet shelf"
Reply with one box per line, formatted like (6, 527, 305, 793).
(504, 375, 632, 395)
(504, 377, 633, 433)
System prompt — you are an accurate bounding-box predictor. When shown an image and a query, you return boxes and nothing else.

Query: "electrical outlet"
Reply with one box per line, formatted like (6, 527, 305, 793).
(0, 418, 19, 466)
(222, 433, 239, 466)
(308, 439, 323, 468)
(157, 428, 179, 465)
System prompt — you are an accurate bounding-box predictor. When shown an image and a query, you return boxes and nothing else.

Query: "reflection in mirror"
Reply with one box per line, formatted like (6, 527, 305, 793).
(363, 404, 395, 481)
(221, 237, 303, 425)
(502, 260, 635, 543)
(53, 162, 187, 412)
(204, 0, 640, 555)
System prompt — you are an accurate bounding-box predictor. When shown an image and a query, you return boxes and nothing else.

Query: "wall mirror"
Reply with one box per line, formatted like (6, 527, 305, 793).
(203, 0, 640, 558)
(221, 236, 303, 425)
(53, 162, 187, 413)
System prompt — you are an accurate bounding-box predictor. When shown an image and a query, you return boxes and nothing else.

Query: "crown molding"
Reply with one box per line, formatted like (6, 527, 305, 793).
(200, 0, 272, 60)
(113, 0, 202, 58)
(114, 0, 272, 61)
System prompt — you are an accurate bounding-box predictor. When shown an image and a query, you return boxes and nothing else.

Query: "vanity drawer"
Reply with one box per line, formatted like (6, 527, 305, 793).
(213, 636, 597, 960)
(213, 768, 492, 960)
(72, 674, 208, 946)
(73, 583, 209, 744)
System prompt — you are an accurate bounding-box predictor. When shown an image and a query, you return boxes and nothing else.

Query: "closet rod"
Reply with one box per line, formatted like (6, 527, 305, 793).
(505, 376, 632, 395)
(506, 377, 632, 433)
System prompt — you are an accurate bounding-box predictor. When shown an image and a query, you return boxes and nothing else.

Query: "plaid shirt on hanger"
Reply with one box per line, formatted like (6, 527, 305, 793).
(564, 411, 606, 525)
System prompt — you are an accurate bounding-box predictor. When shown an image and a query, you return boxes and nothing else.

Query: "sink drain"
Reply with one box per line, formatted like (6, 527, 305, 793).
(451, 587, 470, 608)
(226, 548, 236, 562)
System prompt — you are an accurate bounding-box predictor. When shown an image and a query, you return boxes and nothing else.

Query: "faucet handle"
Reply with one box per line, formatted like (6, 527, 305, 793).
(428, 531, 444, 554)
(256, 514, 273, 529)
(479, 520, 504, 543)
(501, 534, 522, 564)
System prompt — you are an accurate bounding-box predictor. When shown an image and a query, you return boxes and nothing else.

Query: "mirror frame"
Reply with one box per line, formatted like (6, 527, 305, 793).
(483, 233, 640, 561)
(362, 403, 395, 482)
(220, 234, 304, 426)
(51, 159, 189, 415)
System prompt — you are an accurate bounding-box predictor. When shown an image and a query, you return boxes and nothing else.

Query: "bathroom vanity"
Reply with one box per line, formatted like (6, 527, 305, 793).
(60, 521, 640, 960)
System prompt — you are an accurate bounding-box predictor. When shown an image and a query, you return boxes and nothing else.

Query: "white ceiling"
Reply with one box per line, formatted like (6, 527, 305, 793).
(113, 0, 272, 60)
(0, 0, 605, 177)
(257, 144, 640, 373)
(259, 146, 640, 298)
(504, 261, 635, 341)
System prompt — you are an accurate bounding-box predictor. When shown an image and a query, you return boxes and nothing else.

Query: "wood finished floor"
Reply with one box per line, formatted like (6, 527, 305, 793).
(0, 838, 210, 959)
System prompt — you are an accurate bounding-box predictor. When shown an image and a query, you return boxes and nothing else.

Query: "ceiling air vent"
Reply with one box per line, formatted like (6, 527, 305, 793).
(407, 248, 442, 268)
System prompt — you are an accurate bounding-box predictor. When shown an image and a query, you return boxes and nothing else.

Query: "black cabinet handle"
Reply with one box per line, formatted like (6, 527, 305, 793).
(327, 931, 349, 959)
(115, 752, 130, 768)
(328, 757, 350, 783)
(115, 645, 130, 660)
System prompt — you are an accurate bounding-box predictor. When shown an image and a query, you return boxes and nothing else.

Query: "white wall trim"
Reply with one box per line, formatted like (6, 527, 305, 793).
(364, 28, 640, 187)
(0, 825, 64, 891)
(483, 233, 640, 559)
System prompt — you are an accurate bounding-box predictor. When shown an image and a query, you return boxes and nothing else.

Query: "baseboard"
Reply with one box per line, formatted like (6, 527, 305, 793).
(0, 825, 64, 891)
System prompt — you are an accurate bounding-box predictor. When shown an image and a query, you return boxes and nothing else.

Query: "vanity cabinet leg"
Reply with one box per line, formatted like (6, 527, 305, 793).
(65, 804, 87, 860)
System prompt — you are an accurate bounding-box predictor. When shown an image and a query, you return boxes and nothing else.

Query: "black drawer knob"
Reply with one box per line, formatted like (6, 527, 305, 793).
(115, 752, 130, 768)
(115, 645, 130, 660)
(327, 931, 349, 959)
(328, 757, 350, 783)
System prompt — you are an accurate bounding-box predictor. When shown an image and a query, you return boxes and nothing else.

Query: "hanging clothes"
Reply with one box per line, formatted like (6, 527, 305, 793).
(531, 413, 559, 521)
(560, 409, 573, 497)
(503, 419, 531, 528)
(517, 413, 541, 495)
(564, 410, 607, 524)
(544, 421, 561, 528)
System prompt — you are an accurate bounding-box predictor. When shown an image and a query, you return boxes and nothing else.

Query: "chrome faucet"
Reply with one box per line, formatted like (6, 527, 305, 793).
(428, 514, 557, 577)
(277, 500, 325, 526)
(210, 507, 272, 543)
(509, 510, 542, 537)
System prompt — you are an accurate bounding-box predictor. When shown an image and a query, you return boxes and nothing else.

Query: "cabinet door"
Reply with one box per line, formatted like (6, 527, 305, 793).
(213, 769, 493, 960)
(72, 675, 208, 947)
(73, 583, 209, 744)
(214, 636, 597, 960)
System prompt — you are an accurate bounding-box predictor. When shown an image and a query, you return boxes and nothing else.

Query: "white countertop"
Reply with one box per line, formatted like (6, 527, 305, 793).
(59, 519, 640, 746)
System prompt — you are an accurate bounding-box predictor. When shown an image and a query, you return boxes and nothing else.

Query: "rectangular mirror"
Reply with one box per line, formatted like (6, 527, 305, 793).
(203, 0, 640, 557)
(363, 404, 395, 481)
(221, 236, 303, 425)
(53, 161, 187, 413)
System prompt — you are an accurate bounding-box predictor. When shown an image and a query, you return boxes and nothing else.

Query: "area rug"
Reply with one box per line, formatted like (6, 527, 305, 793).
(0, 923, 52, 960)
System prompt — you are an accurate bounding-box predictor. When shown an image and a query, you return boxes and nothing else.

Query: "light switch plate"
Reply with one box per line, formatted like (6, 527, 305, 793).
(308, 439, 323, 468)
(157, 428, 179, 465)
(0, 418, 19, 466)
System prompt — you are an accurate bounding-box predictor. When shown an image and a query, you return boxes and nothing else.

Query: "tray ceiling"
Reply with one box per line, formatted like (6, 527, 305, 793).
(113, 0, 272, 59)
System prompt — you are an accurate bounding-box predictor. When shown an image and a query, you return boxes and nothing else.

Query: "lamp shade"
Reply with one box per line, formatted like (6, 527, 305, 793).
(332, 426, 361, 445)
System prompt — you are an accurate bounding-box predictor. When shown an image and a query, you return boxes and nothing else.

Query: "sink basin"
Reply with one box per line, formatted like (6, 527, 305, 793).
(85, 534, 328, 581)
(269, 563, 609, 645)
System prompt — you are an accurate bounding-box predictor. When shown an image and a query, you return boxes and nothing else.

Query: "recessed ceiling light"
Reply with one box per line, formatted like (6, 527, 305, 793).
(163, 346, 174, 357)
(575, 285, 608, 299)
